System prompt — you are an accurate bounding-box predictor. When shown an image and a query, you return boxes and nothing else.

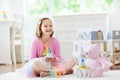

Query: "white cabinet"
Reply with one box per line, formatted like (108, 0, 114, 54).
(0, 21, 12, 64)
(53, 13, 108, 58)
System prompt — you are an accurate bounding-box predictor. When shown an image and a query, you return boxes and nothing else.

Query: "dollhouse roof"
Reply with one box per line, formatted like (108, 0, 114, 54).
(107, 30, 120, 40)
(74, 31, 90, 41)
(74, 30, 104, 41)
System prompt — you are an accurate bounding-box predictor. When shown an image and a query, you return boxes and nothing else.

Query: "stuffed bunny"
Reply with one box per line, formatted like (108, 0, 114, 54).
(85, 44, 110, 77)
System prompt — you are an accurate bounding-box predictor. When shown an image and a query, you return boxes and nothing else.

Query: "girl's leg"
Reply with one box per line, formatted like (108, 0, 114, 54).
(31, 60, 49, 76)
(31, 58, 75, 77)
(61, 58, 76, 73)
(40, 71, 50, 77)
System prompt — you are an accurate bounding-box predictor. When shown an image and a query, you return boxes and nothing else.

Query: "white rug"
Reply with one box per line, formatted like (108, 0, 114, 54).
(0, 69, 120, 80)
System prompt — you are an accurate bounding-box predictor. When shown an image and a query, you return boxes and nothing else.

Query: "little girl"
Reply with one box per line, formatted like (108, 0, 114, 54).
(25, 17, 75, 77)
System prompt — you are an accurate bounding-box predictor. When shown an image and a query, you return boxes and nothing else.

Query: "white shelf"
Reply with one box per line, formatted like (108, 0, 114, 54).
(0, 21, 13, 65)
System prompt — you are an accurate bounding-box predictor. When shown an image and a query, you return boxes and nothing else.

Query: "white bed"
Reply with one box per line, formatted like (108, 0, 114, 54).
(0, 69, 120, 80)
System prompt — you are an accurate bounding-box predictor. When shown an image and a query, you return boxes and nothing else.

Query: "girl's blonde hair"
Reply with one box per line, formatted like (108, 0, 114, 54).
(35, 17, 54, 38)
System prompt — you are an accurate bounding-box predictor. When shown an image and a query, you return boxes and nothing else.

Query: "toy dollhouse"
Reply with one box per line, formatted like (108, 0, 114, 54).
(73, 30, 106, 59)
(73, 30, 91, 78)
(107, 30, 120, 64)
(73, 30, 105, 78)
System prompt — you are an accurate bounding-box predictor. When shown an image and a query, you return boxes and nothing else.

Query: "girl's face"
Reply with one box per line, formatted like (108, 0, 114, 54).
(41, 19, 53, 37)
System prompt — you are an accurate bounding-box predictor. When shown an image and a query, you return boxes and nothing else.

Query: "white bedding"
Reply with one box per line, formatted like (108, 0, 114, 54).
(0, 69, 120, 80)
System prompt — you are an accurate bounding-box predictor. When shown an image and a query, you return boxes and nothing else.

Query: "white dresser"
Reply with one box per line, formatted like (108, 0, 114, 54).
(0, 21, 12, 65)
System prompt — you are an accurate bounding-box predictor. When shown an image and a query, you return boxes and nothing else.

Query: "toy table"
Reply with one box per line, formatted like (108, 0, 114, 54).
(75, 65, 90, 78)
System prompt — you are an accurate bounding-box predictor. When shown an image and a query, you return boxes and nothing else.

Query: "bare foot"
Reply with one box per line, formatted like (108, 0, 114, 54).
(66, 69, 73, 75)
(40, 71, 50, 77)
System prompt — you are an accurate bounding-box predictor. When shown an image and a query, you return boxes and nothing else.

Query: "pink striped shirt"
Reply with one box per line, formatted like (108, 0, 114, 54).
(29, 37, 61, 61)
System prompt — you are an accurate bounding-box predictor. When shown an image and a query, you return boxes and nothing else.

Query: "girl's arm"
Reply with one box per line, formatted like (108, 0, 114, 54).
(54, 39, 61, 62)
(29, 40, 37, 59)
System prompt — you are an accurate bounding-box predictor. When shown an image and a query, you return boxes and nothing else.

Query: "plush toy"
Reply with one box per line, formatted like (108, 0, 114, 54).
(85, 44, 110, 77)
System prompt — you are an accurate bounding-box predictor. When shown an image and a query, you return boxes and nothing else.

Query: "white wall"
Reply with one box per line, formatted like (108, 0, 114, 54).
(0, 0, 24, 21)
(9, 0, 24, 15)
(0, 0, 10, 21)
(108, 0, 120, 30)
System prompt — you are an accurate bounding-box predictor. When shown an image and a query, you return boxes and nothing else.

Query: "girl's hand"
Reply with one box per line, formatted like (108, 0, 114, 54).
(44, 57, 50, 62)
(44, 57, 56, 63)
(49, 57, 56, 63)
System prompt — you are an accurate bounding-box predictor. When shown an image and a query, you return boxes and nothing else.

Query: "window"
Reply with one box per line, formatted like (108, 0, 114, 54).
(25, 0, 120, 15)
(54, 0, 80, 14)
(26, 0, 49, 15)
(85, 0, 113, 12)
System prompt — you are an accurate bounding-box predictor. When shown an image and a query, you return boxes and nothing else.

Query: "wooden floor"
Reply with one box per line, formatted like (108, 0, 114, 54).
(0, 63, 25, 74)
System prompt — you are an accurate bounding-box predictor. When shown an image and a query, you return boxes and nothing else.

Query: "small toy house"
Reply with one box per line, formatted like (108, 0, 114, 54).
(73, 31, 91, 66)
(107, 30, 120, 54)
(107, 30, 120, 64)
(73, 31, 90, 78)
(91, 30, 106, 55)
(73, 30, 106, 58)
